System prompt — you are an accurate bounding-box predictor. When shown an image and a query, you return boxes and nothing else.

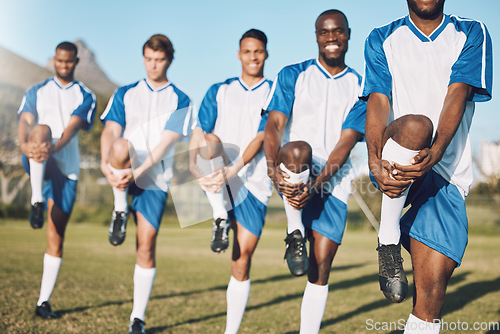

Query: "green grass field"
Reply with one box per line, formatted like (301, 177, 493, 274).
(1, 203, 499, 333)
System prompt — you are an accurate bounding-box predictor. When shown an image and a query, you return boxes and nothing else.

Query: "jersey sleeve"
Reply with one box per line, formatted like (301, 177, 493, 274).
(72, 84, 97, 131)
(361, 29, 392, 100)
(164, 86, 193, 136)
(342, 99, 366, 136)
(263, 66, 300, 118)
(450, 20, 493, 102)
(100, 87, 127, 128)
(17, 82, 43, 120)
(196, 83, 220, 133)
(257, 110, 268, 133)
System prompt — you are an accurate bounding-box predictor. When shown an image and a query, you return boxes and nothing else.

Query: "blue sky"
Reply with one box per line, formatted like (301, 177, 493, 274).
(0, 0, 498, 159)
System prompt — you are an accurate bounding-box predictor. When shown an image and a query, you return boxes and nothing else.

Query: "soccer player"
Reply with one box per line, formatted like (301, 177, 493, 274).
(362, 0, 492, 332)
(188, 29, 273, 333)
(100, 34, 192, 334)
(17, 41, 96, 318)
(264, 10, 366, 333)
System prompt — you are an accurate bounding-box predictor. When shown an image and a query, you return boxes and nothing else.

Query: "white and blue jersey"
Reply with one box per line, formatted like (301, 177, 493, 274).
(264, 59, 366, 204)
(101, 79, 192, 192)
(361, 14, 493, 196)
(18, 77, 96, 180)
(196, 77, 273, 205)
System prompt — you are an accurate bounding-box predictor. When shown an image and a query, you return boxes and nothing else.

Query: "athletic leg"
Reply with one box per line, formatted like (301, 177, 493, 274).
(300, 231, 339, 334)
(278, 141, 312, 277)
(197, 133, 230, 253)
(225, 222, 259, 334)
(28, 124, 52, 229)
(377, 115, 433, 303)
(130, 212, 157, 327)
(107, 138, 132, 246)
(403, 238, 456, 333)
(35, 199, 69, 319)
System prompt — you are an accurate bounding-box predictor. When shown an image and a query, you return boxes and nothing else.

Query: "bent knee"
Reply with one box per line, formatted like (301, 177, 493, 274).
(28, 124, 52, 144)
(279, 141, 312, 172)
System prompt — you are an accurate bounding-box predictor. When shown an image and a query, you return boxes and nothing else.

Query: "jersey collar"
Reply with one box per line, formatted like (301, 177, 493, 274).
(314, 59, 349, 80)
(406, 14, 449, 42)
(53, 76, 76, 89)
(145, 78, 171, 92)
(238, 77, 267, 91)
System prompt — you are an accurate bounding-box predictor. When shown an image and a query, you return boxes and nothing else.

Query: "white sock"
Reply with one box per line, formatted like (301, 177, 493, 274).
(404, 313, 440, 334)
(130, 265, 156, 322)
(37, 253, 62, 306)
(197, 155, 228, 220)
(300, 281, 329, 334)
(378, 138, 419, 245)
(108, 164, 131, 212)
(29, 159, 46, 205)
(280, 163, 309, 237)
(225, 276, 251, 334)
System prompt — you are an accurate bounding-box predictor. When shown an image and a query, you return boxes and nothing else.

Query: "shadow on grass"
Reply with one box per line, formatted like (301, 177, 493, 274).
(443, 277, 500, 316)
(320, 271, 471, 331)
(57, 261, 383, 332)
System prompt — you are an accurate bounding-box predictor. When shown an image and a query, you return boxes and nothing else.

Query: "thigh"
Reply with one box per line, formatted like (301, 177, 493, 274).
(302, 193, 347, 245)
(401, 170, 468, 266)
(129, 185, 168, 231)
(233, 188, 267, 238)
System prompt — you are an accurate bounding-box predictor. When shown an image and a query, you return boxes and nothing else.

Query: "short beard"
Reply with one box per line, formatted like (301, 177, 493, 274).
(320, 52, 344, 68)
(407, 0, 445, 20)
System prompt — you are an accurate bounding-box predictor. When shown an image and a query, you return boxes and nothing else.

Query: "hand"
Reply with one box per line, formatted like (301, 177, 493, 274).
(268, 165, 303, 198)
(369, 157, 412, 198)
(196, 170, 225, 193)
(222, 162, 242, 181)
(285, 179, 315, 210)
(22, 141, 51, 162)
(392, 148, 435, 181)
(103, 163, 134, 190)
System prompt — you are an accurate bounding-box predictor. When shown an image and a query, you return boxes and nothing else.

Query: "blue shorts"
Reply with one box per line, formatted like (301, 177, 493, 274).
(232, 186, 267, 238)
(302, 192, 348, 244)
(128, 182, 168, 231)
(370, 170, 468, 266)
(22, 155, 77, 215)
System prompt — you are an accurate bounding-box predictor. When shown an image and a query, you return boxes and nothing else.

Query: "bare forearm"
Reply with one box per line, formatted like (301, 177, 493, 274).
(263, 115, 284, 171)
(52, 116, 84, 154)
(314, 130, 361, 189)
(429, 83, 472, 164)
(242, 132, 264, 166)
(135, 131, 181, 178)
(366, 93, 390, 165)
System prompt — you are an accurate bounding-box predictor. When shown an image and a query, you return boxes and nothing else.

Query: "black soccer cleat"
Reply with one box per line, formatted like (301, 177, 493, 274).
(108, 210, 128, 246)
(129, 317, 146, 334)
(35, 301, 58, 319)
(284, 229, 309, 277)
(211, 218, 230, 253)
(30, 202, 44, 229)
(377, 242, 408, 303)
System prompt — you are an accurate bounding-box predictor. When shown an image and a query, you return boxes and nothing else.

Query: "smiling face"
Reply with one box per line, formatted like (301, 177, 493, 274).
(315, 12, 350, 68)
(238, 37, 268, 80)
(53, 48, 78, 84)
(143, 47, 169, 84)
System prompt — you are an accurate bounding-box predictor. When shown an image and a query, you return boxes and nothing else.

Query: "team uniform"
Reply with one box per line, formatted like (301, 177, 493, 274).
(18, 77, 96, 214)
(264, 58, 366, 243)
(362, 14, 493, 264)
(196, 77, 273, 237)
(101, 78, 192, 229)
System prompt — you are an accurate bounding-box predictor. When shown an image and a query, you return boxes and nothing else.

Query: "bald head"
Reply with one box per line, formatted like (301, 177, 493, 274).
(315, 9, 349, 31)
